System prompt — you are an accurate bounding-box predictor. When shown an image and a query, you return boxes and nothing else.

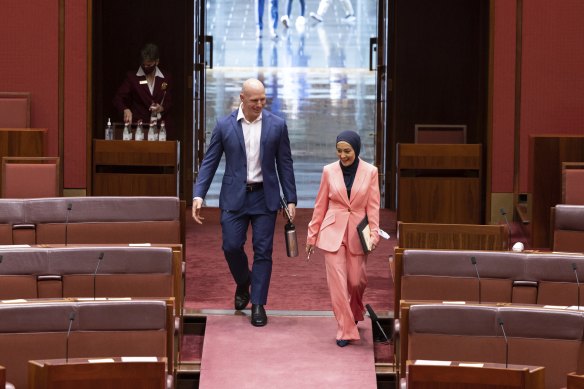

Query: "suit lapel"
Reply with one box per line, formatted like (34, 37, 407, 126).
(349, 159, 366, 204)
(260, 111, 269, 161)
(230, 111, 246, 153)
(331, 163, 350, 205)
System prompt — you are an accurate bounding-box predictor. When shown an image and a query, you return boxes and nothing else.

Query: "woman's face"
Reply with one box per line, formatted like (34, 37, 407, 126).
(336, 141, 356, 166)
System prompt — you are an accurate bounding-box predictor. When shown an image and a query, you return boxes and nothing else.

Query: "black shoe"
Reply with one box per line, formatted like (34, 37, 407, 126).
(336, 339, 350, 347)
(234, 280, 250, 310)
(251, 304, 267, 327)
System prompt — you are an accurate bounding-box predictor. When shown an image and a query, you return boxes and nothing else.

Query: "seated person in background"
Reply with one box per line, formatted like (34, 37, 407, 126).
(113, 43, 173, 138)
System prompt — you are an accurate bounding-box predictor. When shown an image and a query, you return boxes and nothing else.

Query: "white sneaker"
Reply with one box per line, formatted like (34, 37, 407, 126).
(342, 14, 356, 24)
(281, 15, 290, 28)
(256, 27, 262, 39)
(295, 16, 306, 33)
(310, 12, 323, 23)
(270, 27, 279, 40)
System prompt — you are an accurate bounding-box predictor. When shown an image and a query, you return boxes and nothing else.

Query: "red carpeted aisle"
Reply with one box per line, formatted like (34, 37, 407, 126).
(199, 315, 377, 389)
(182, 207, 396, 377)
(184, 207, 396, 312)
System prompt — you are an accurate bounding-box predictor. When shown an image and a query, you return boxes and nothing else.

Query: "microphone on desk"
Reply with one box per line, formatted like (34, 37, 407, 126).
(66, 311, 76, 363)
(65, 203, 72, 246)
(470, 256, 481, 304)
(573, 263, 580, 311)
(497, 318, 509, 368)
(500, 208, 512, 250)
(93, 252, 104, 300)
(365, 304, 390, 343)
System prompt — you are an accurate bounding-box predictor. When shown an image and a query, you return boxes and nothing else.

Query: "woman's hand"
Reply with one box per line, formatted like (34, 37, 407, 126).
(305, 244, 315, 261)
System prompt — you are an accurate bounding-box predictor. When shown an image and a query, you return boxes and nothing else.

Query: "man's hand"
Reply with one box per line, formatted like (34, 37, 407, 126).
(192, 198, 204, 224)
(150, 103, 164, 114)
(287, 203, 296, 222)
(123, 109, 132, 124)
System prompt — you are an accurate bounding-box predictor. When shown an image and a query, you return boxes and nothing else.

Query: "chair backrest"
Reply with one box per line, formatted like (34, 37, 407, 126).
(403, 303, 584, 389)
(0, 92, 30, 128)
(1, 157, 60, 198)
(563, 162, 584, 205)
(553, 204, 584, 253)
(0, 299, 172, 388)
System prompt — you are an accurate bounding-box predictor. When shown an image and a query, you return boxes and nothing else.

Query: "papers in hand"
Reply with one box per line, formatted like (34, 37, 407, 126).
(357, 216, 372, 253)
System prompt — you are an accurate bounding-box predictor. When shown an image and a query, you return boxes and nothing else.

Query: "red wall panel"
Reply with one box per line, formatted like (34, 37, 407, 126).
(519, 0, 584, 191)
(1, 0, 88, 189)
(64, 0, 88, 188)
(491, 0, 517, 193)
(0, 1, 59, 156)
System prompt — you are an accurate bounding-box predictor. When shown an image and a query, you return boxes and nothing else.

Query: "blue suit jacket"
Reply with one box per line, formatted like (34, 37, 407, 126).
(194, 109, 297, 212)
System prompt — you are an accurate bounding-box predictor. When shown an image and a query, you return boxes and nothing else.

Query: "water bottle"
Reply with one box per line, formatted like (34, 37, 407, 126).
(105, 118, 114, 140)
(147, 120, 157, 141)
(280, 197, 298, 257)
(122, 122, 132, 140)
(135, 120, 144, 141)
(284, 221, 299, 257)
(159, 121, 167, 141)
(150, 104, 158, 126)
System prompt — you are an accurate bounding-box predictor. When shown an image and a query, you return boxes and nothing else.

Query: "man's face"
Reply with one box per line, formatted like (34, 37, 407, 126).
(240, 87, 266, 122)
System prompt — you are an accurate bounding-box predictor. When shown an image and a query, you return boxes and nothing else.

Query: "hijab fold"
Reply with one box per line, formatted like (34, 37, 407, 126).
(336, 131, 361, 199)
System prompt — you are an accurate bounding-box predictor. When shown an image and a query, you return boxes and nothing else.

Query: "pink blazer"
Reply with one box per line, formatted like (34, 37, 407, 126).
(307, 159, 380, 255)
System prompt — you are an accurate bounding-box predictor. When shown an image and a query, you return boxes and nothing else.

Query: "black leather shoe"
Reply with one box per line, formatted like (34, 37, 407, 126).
(234, 280, 250, 310)
(336, 339, 350, 347)
(251, 304, 267, 327)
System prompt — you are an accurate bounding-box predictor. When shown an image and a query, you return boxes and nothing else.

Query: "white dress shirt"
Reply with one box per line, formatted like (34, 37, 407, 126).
(237, 104, 263, 184)
(136, 66, 165, 94)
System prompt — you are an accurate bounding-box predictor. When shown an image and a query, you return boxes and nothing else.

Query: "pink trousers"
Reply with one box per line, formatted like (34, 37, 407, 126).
(323, 229, 367, 341)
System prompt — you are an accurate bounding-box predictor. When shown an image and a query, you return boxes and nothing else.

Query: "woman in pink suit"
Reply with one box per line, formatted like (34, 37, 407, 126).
(306, 131, 380, 347)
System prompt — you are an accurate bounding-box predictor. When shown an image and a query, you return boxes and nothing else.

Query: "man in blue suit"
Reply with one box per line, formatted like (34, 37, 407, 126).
(192, 78, 297, 327)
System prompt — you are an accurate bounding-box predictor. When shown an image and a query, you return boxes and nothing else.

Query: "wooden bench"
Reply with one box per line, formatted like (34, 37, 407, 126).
(394, 248, 584, 318)
(0, 299, 174, 388)
(0, 246, 183, 316)
(398, 302, 584, 389)
(396, 221, 509, 250)
(0, 197, 185, 254)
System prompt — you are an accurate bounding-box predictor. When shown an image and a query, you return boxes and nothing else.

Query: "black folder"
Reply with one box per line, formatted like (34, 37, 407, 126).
(357, 215, 372, 253)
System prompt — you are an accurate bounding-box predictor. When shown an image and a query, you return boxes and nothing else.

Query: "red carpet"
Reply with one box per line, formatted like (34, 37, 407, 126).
(199, 315, 377, 388)
(184, 207, 396, 312)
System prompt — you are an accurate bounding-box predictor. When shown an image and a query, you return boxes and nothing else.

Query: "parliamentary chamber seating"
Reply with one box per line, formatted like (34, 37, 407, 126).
(0, 299, 174, 388)
(398, 303, 584, 389)
(553, 204, 584, 254)
(0, 196, 185, 388)
(393, 248, 584, 388)
(0, 196, 184, 247)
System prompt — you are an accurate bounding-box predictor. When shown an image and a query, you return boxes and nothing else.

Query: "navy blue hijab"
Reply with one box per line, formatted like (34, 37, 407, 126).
(336, 131, 361, 198)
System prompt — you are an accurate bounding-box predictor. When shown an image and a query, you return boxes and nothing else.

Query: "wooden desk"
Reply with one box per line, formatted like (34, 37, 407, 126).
(28, 357, 166, 389)
(0, 128, 46, 196)
(397, 144, 482, 224)
(406, 360, 545, 389)
(568, 372, 584, 389)
(92, 140, 178, 196)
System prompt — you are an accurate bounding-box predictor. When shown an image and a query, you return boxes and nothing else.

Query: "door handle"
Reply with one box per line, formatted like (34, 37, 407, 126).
(369, 37, 378, 71)
(204, 35, 213, 69)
